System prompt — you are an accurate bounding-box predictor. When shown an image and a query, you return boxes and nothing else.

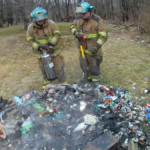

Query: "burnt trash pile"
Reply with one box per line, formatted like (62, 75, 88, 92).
(0, 84, 150, 150)
(0, 96, 12, 113)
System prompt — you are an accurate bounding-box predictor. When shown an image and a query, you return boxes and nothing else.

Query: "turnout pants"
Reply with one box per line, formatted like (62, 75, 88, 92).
(79, 53, 103, 81)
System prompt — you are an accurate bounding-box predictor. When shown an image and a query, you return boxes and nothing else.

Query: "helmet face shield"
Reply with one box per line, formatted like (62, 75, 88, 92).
(76, 2, 94, 14)
(36, 13, 46, 21)
(76, 6, 84, 14)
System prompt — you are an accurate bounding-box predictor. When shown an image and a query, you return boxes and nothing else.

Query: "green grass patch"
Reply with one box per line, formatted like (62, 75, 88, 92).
(0, 24, 149, 104)
(0, 25, 25, 36)
(106, 24, 114, 32)
(58, 22, 71, 30)
(58, 22, 71, 35)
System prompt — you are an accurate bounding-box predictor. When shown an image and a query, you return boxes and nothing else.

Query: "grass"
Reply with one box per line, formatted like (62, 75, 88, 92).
(0, 25, 25, 36)
(101, 32, 150, 96)
(0, 23, 149, 105)
(58, 22, 71, 35)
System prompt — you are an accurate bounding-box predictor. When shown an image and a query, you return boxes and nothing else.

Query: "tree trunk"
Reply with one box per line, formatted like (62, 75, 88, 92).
(110, 0, 115, 20)
(0, 0, 4, 27)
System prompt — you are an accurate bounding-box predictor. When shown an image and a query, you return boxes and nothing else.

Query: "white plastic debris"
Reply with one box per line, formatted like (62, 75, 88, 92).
(128, 122, 134, 129)
(79, 101, 87, 112)
(73, 122, 87, 132)
(132, 82, 136, 90)
(22, 117, 32, 127)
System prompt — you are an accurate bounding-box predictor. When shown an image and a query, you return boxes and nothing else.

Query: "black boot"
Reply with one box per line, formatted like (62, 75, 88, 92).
(80, 78, 87, 84)
(0, 97, 6, 111)
(80, 76, 92, 84)
(0, 103, 5, 111)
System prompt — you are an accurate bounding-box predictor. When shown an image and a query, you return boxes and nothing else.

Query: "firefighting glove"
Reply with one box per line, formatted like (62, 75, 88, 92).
(96, 43, 101, 49)
(47, 42, 55, 54)
(75, 32, 82, 41)
(91, 47, 99, 55)
(37, 45, 47, 51)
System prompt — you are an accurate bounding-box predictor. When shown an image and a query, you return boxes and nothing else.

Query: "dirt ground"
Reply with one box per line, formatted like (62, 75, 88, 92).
(0, 23, 149, 99)
(0, 23, 150, 99)
(0, 23, 150, 149)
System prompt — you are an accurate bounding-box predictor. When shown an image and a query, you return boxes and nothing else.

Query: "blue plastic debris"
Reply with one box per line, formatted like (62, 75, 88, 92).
(13, 95, 22, 105)
(147, 108, 150, 120)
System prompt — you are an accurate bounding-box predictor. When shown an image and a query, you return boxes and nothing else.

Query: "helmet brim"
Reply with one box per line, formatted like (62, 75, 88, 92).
(90, 6, 94, 9)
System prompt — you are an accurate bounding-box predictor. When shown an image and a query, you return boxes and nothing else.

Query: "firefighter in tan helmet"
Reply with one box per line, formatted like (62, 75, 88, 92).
(26, 7, 67, 88)
(70, 2, 108, 86)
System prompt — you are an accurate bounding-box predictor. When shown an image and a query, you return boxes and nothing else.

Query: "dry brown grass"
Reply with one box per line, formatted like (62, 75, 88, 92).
(0, 26, 42, 97)
(0, 24, 149, 104)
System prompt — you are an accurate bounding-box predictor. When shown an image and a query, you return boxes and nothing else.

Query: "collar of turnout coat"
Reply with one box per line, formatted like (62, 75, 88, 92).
(32, 17, 49, 29)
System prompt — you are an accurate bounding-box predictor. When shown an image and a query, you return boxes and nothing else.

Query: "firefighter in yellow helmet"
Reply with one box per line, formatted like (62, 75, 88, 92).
(70, 2, 108, 86)
(26, 7, 67, 87)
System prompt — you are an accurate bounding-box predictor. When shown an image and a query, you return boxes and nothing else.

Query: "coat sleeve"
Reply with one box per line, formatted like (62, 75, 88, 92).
(26, 24, 39, 50)
(96, 19, 108, 47)
(70, 20, 78, 35)
(48, 22, 61, 46)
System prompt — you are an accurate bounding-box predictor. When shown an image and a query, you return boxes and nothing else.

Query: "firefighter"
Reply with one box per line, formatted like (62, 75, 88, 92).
(70, 2, 108, 86)
(26, 7, 67, 88)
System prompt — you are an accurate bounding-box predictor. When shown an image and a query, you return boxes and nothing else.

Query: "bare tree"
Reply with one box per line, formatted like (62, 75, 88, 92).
(0, 0, 4, 27)
(5, 0, 14, 26)
(0, 0, 149, 33)
(65, 0, 71, 17)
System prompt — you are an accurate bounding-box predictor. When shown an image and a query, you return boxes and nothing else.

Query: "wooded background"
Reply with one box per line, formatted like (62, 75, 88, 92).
(0, 0, 150, 32)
